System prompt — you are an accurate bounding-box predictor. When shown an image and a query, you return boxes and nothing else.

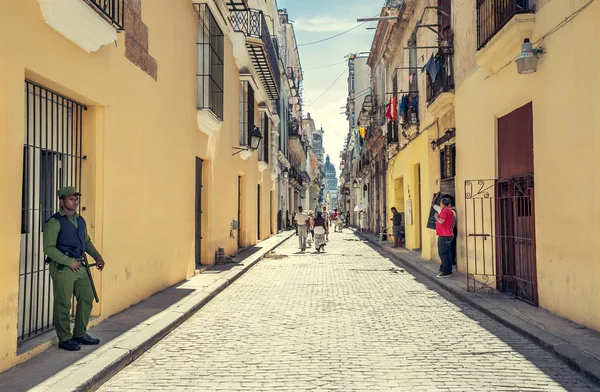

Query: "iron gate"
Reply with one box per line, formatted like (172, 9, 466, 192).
(19, 81, 85, 342)
(464, 175, 538, 305)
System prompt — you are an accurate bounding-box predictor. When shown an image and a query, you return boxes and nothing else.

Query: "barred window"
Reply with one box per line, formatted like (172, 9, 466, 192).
(259, 113, 269, 162)
(196, 4, 224, 120)
(239, 82, 248, 145)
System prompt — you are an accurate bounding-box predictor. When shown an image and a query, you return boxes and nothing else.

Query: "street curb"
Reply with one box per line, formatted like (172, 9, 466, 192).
(361, 234, 600, 387)
(31, 231, 295, 392)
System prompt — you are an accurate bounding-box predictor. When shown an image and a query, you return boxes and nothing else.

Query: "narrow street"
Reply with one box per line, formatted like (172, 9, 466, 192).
(98, 231, 596, 392)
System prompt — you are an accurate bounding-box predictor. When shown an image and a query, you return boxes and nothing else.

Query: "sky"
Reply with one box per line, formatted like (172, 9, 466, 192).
(277, 0, 383, 172)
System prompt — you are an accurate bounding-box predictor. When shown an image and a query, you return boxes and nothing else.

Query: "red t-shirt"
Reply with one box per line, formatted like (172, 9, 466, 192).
(436, 207, 454, 237)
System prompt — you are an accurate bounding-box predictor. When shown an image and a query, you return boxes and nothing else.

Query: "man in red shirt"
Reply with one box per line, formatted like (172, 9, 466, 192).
(435, 197, 455, 277)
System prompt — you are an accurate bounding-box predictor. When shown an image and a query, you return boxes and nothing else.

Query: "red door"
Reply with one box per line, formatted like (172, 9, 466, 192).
(496, 103, 538, 305)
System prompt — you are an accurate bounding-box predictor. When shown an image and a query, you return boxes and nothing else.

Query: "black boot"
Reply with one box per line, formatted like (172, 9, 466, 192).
(58, 339, 81, 351)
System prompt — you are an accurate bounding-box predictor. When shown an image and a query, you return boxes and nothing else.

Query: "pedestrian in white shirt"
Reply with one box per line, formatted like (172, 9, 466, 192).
(294, 206, 310, 252)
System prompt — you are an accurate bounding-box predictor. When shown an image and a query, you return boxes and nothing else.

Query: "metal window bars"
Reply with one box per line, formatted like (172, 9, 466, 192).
(196, 4, 225, 120)
(19, 81, 86, 343)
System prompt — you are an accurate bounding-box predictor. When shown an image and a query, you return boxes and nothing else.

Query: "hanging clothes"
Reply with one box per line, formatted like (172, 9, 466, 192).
(422, 54, 440, 82)
(385, 98, 393, 121)
(391, 96, 398, 121)
(421, 54, 434, 75)
(399, 95, 407, 116)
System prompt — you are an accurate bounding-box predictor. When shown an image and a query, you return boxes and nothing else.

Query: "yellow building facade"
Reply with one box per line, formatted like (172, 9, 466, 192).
(367, 1, 456, 261)
(0, 0, 281, 372)
(453, 0, 600, 331)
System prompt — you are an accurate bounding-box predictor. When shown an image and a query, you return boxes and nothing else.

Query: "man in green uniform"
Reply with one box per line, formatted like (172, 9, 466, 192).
(43, 186, 105, 351)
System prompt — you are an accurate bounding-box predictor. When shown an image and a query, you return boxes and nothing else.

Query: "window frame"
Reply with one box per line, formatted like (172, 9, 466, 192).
(196, 4, 224, 121)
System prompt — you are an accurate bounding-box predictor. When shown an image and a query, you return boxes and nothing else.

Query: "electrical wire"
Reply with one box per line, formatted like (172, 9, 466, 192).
(298, 21, 369, 47)
(304, 61, 347, 71)
(311, 67, 348, 104)
(302, 89, 345, 138)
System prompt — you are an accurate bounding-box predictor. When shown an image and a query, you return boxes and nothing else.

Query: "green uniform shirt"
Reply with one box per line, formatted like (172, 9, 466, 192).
(43, 209, 101, 266)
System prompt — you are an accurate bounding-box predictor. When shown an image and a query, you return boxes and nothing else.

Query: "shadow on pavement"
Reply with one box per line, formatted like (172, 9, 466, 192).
(360, 236, 600, 390)
(0, 283, 195, 392)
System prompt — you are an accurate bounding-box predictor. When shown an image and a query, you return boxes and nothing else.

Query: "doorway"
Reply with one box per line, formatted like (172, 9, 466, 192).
(257, 184, 261, 240)
(195, 158, 203, 268)
(237, 176, 242, 248)
(270, 191, 274, 235)
(416, 164, 422, 251)
(496, 102, 537, 304)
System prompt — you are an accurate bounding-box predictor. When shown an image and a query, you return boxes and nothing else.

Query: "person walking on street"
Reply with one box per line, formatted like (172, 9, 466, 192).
(294, 206, 309, 252)
(435, 197, 455, 277)
(390, 207, 403, 248)
(43, 186, 105, 351)
(322, 207, 330, 241)
(313, 212, 329, 252)
(337, 213, 344, 233)
(332, 209, 339, 232)
(307, 211, 315, 246)
(360, 211, 368, 233)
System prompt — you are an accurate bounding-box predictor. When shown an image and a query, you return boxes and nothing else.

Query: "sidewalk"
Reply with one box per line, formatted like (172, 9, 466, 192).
(357, 230, 600, 385)
(0, 231, 294, 392)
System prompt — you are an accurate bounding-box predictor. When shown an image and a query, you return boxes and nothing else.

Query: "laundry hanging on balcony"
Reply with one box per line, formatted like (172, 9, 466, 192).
(399, 95, 407, 117)
(421, 54, 443, 82)
(385, 97, 397, 122)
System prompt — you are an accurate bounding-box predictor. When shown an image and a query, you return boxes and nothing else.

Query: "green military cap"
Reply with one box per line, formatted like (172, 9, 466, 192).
(57, 186, 81, 198)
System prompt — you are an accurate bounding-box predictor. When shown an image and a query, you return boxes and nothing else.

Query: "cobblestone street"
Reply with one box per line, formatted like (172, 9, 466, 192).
(98, 231, 597, 392)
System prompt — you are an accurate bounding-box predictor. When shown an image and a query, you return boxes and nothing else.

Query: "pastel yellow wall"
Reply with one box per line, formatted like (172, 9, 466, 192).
(0, 0, 275, 371)
(387, 132, 435, 260)
(453, 0, 600, 330)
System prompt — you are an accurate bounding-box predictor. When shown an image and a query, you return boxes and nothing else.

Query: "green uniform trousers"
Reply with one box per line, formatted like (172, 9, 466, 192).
(50, 262, 94, 342)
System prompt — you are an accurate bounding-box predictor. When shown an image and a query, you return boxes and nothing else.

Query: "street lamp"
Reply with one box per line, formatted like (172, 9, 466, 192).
(233, 126, 263, 155)
(249, 126, 263, 150)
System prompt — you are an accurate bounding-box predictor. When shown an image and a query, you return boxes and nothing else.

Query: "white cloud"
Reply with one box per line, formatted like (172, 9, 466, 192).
(293, 16, 358, 33)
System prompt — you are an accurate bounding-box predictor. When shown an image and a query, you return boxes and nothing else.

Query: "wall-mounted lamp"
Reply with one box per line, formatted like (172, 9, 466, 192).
(232, 126, 263, 156)
(283, 167, 289, 180)
(516, 39, 545, 75)
(445, 128, 454, 139)
(353, 180, 359, 188)
(431, 140, 438, 151)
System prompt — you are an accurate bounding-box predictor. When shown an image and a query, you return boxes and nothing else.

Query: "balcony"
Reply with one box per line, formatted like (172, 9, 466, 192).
(426, 53, 454, 105)
(425, 52, 455, 118)
(87, 0, 124, 29)
(36, 0, 123, 53)
(289, 167, 303, 189)
(231, 9, 280, 100)
(476, 0, 535, 50)
(398, 92, 419, 130)
(226, 0, 249, 11)
(387, 121, 399, 145)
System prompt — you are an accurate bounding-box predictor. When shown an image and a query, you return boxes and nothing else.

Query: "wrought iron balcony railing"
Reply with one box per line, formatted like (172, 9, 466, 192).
(231, 9, 281, 100)
(476, 0, 534, 50)
(426, 53, 454, 105)
(88, 0, 125, 30)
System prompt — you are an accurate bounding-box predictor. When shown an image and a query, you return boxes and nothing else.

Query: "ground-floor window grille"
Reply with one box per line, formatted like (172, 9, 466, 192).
(18, 81, 85, 343)
(239, 81, 248, 145)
